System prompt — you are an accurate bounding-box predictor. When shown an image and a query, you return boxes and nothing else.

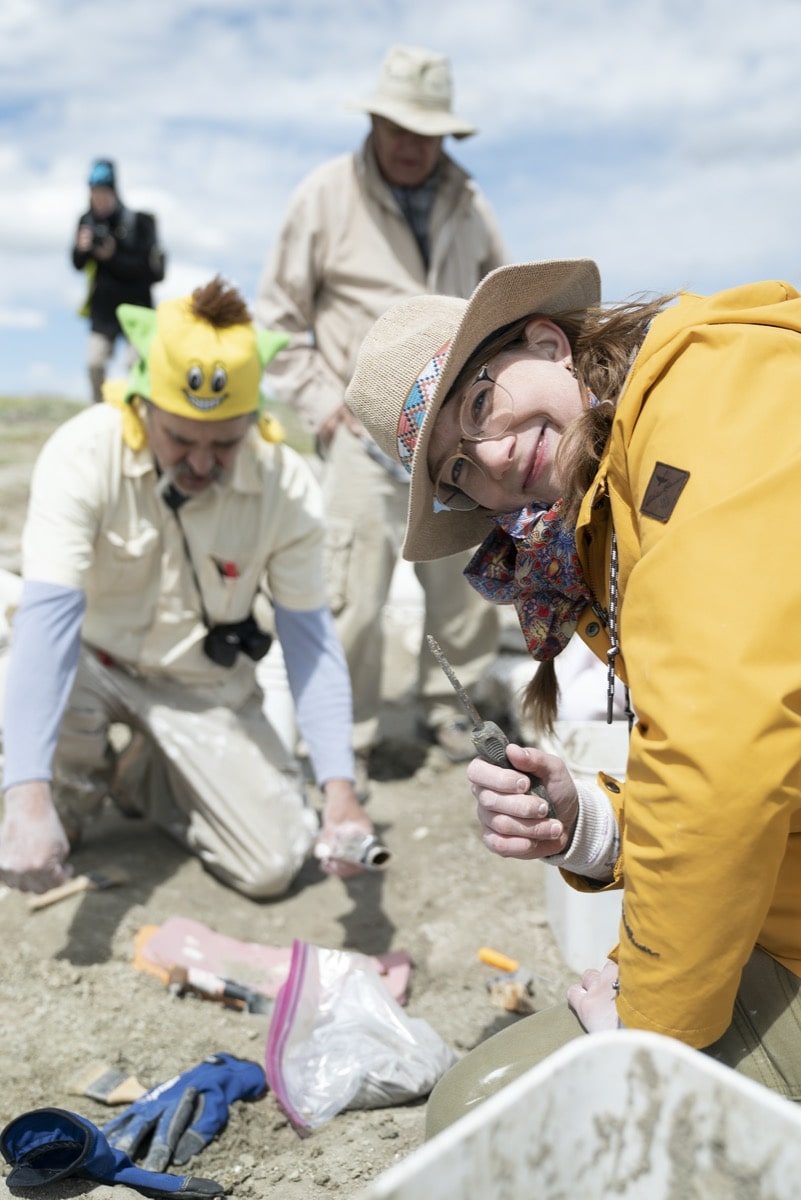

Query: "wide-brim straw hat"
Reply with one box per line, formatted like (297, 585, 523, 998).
(348, 44, 477, 139)
(345, 259, 602, 561)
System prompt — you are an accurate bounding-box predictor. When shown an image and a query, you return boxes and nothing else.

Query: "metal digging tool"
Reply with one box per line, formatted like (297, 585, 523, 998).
(426, 635, 556, 819)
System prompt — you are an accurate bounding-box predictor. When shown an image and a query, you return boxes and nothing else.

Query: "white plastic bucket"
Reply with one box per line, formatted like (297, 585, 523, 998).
(357, 1029, 801, 1200)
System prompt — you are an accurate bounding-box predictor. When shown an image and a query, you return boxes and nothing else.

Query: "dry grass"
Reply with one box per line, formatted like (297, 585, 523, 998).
(0, 394, 83, 467)
(0, 396, 82, 572)
(0, 395, 313, 460)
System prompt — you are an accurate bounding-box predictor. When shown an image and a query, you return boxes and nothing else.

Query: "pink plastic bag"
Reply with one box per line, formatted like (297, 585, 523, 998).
(266, 940, 456, 1131)
(137, 917, 412, 1005)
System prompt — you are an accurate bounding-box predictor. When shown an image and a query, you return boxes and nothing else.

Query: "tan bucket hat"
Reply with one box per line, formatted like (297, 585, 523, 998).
(345, 259, 602, 561)
(348, 44, 477, 139)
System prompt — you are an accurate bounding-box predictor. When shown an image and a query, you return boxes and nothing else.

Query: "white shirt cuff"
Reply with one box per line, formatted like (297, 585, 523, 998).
(545, 778, 619, 881)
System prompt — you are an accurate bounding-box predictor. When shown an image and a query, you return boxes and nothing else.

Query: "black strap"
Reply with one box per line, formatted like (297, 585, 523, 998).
(162, 488, 213, 630)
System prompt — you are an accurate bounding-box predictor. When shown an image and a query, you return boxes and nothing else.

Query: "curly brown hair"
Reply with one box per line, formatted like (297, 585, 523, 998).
(190, 276, 252, 327)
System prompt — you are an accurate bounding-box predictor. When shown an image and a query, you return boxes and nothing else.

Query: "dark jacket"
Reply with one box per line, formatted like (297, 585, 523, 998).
(72, 202, 166, 338)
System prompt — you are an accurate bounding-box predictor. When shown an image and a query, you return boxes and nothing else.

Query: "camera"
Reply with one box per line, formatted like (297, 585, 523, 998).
(83, 214, 112, 249)
(91, 222, 110, 248)
(203, 616, 273, 669)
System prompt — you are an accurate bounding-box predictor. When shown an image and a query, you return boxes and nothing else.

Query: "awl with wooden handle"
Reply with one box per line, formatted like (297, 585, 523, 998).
(426, 635, 556, 818)
(168, 964, 273, 1015)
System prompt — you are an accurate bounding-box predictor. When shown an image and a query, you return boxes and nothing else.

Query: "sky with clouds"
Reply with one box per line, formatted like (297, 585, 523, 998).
(1, 0, 799, 400)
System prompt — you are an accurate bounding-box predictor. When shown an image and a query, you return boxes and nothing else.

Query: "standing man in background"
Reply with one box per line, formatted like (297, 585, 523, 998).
(255, 44, 506, 796)
(72, 158, 166, 403)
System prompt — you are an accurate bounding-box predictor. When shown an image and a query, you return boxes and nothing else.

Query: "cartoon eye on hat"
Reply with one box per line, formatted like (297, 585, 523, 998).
(184, 362, 229, 412)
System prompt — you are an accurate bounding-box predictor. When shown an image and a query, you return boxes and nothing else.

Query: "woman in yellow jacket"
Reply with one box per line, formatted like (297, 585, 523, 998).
(345, 258, 801, 1131)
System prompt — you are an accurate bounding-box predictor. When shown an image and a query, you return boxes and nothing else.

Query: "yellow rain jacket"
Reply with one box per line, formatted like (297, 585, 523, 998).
(571, 280, 801, 1047)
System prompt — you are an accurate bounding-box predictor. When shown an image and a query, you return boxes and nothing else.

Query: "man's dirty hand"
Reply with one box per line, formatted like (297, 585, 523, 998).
(317, 780, 374, 877)
(0, 781, 73, 892)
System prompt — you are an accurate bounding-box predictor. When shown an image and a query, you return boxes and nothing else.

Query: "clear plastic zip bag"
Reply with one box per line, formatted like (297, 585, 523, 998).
(265, 940, 456, 1131)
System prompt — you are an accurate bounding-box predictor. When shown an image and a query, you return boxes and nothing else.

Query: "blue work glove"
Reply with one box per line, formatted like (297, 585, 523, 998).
(0, 1107, 223, 1197)
(102, 1052, 266, 1171)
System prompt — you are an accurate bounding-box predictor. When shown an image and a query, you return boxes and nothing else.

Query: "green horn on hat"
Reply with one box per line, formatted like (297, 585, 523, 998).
(256, 328, 290, 368)
(117, 303, 158, 358)
(116, 304, 159, 402)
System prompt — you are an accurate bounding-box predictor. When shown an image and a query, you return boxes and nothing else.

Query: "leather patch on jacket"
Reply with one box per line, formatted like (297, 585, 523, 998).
(640, 462, 690, 522)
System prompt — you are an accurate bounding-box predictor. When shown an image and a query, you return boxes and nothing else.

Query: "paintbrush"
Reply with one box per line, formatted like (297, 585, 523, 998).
(66, 1060, 147, 1105)
(28, 867, 130, 912)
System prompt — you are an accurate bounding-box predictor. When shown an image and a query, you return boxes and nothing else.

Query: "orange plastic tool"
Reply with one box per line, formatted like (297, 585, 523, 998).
(478, 947, 521, 973)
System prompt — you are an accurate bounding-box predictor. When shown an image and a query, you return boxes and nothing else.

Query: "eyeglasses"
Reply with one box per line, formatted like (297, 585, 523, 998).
(434, 364, 515, 512)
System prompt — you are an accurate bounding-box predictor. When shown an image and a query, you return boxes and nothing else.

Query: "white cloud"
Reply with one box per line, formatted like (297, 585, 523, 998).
(1, 0, 800, 395)
(0, 308, 45, 331)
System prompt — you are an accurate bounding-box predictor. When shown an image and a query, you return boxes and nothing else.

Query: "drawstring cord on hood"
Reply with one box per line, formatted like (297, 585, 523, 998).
(607, 530, 635, 731)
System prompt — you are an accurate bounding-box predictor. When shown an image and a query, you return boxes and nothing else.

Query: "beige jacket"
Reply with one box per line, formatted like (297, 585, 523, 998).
(255, 136, 507, 433)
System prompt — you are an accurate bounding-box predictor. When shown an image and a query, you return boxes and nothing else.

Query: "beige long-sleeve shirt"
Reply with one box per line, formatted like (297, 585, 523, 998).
(255, 136, 507, 434)
(21, 403, 327, 706)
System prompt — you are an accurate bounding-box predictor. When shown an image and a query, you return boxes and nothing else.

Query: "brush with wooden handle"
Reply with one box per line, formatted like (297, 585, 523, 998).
(28, 867, 130, 911)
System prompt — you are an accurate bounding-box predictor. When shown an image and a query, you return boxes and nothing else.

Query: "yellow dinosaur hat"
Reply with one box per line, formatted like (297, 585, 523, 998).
(117, 284, 288, 421)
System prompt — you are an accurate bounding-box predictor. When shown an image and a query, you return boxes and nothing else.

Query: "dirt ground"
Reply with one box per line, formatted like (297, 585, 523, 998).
(0, 399, 576, 1200)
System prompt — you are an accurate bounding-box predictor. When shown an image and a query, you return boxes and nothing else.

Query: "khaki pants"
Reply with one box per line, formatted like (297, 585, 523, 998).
(426, 946, 801, 1138)
(53, 648, 318, 898)
(87, 332, 137, 404)
(323, 424, 499, 753)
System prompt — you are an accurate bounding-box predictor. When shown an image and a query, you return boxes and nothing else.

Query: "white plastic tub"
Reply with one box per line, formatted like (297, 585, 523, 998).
(357, 1029, 801, 1200)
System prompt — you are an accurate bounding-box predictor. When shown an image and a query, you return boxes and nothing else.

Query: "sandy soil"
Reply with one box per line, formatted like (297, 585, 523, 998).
(0, 403, 575, 1200)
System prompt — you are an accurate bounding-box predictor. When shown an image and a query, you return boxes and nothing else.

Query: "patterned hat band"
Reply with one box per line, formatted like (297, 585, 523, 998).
(396, 341, 451, 473)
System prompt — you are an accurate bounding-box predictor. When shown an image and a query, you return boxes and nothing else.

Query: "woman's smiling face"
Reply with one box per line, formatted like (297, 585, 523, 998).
(426, 318, 585, 513)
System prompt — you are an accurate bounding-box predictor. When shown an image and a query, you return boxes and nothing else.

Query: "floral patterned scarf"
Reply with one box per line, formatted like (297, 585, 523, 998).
(463, 500, 592, 661)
